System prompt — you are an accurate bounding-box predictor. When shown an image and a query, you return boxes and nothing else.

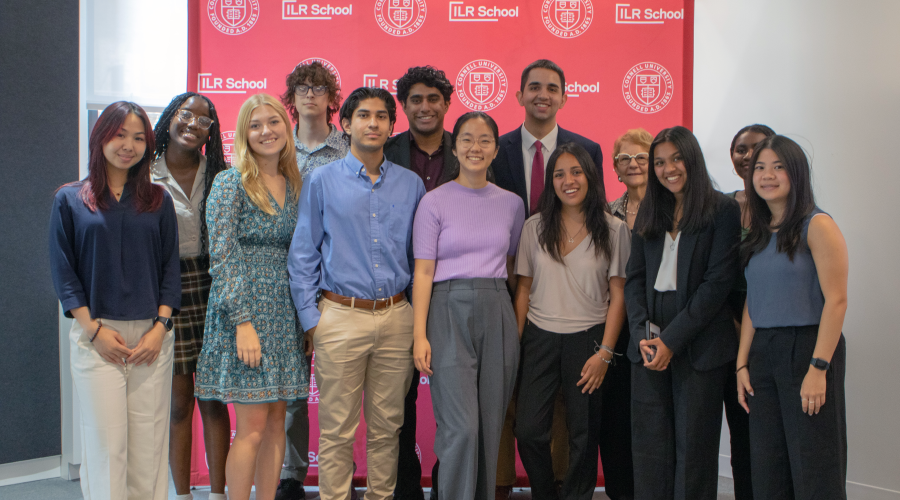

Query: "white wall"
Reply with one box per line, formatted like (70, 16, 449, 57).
(86, 0, 186, 107)
(695, 0, 900, 497)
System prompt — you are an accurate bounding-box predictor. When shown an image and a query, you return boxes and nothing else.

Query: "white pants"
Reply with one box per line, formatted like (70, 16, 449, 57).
(70, 318, 174, 500)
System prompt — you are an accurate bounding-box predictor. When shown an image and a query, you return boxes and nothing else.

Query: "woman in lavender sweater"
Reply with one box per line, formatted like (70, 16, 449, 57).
(411, 112, 526, 500)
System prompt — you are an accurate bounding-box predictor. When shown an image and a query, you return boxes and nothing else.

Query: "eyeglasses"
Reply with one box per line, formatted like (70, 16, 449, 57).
(615, 152, 649, 167)
(457, 137, 495, 149)
(295, 85, 328, 96)
(175, 109, 214, 130)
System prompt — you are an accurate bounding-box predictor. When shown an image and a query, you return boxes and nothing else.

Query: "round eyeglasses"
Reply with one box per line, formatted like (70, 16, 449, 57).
(175, 109, 214, 130)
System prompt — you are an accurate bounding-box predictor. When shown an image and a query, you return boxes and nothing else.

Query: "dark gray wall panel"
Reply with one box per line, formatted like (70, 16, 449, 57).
(0, 0, 79, 464)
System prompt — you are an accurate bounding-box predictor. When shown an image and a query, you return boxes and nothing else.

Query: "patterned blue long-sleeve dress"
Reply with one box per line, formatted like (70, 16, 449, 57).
(195, 168, 308, 403)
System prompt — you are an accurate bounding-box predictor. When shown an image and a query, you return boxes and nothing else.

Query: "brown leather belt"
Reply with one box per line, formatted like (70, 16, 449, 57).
(321, 290, 406, 310)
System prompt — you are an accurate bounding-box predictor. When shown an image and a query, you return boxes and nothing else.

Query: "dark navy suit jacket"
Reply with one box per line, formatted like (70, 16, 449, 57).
(490, 125, 604, 212)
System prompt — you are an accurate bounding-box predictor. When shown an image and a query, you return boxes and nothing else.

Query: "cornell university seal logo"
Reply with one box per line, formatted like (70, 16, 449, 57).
(622, 62, 674, 114)
(541, 0, 593, 38)
(374, 0, 427, 36)
(207, 0, 260, 35)
(456, 60, 508, 112)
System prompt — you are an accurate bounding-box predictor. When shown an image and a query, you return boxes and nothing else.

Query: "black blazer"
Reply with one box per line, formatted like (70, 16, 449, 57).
(383, 130, 455, 176)
(491, 126, 604, 212)
(624, 193, 741, 371)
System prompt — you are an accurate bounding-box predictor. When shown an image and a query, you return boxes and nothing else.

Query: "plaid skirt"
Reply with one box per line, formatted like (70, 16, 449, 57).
(173, 255, 212, 375)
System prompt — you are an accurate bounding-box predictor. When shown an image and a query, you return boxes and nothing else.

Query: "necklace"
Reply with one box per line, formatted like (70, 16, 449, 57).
(624, 191, 640, 216)
(563, 218, 586, 244)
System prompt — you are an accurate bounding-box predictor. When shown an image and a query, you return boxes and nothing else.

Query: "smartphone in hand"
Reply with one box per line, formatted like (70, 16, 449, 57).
(645, 321, 660, 362)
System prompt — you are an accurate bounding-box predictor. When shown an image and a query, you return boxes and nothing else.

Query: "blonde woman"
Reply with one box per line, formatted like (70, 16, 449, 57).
(195, 93, 308, 500)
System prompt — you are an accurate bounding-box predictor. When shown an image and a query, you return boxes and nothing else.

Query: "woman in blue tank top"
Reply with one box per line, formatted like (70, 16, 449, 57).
(736, 135, 849, 500)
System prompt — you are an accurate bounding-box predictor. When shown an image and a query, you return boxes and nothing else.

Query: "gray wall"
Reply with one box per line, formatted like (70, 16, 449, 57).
(0, 0, 79, 464)
(695, 0, 900, 497)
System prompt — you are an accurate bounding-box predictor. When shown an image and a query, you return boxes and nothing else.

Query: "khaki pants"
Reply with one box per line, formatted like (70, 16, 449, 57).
(313, 298, 414, 500)
(70, 318, 174, 500)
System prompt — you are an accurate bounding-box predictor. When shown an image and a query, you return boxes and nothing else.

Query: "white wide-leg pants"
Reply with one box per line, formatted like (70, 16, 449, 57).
(70, 318, 174, 500)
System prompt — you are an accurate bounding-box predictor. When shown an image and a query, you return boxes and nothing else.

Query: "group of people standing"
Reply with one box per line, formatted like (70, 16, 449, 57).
(49, 58, 849, 500)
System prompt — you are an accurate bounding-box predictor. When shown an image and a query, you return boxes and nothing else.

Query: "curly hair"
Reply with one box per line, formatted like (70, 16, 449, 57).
(281, 61, 342, 124)
(396, 66, 454, 105)
(153, 92, 229, 253)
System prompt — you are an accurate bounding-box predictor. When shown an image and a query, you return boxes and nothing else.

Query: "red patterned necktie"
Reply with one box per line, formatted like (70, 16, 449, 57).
(530, 140, 544, 215)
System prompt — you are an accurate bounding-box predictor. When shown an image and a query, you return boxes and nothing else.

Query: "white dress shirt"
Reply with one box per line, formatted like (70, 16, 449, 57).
(151, 155, 207, 258)
(520, 124, 559, 208)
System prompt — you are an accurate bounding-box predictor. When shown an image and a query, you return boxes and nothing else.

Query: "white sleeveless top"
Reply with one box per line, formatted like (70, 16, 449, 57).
(654, 231, 680, 292)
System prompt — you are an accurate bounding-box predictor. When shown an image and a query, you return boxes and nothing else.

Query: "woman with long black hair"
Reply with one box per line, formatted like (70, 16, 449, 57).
(513, 142, 630, 500)
(737, 135, 848, 499)
(50, 101, 181, 500)
(625, 125, 741, 499)
(151, 92, 231, 500)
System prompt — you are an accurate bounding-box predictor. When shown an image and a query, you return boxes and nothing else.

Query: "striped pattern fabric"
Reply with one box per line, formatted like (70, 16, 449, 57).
(173, 255, 211, 375)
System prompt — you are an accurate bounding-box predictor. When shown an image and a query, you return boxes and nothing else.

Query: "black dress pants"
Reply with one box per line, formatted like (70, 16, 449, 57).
(747, 326, 847, 500)
(515, 321, 604, 500)
(598, 324, 635, 500)
(631, 291, 727, 500)
(394, 375, 440, 500)
(723, 358, 754, 500)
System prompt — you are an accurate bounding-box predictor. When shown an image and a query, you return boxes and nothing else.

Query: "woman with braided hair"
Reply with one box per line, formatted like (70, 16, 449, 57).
(151, 92, 231, 500)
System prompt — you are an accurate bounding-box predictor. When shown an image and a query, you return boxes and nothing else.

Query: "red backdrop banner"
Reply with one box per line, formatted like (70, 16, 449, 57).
(187, 0, 694, 488)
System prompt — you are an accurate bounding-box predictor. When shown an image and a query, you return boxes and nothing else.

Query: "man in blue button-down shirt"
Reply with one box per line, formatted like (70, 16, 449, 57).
(288, 87, 426, 500)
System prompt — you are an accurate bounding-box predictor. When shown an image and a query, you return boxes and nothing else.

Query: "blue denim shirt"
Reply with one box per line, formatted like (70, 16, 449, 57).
(288, 152, 426, 330)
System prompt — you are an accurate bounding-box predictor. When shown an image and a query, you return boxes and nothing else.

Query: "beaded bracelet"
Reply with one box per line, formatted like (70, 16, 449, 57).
(89, 319, 102, 343)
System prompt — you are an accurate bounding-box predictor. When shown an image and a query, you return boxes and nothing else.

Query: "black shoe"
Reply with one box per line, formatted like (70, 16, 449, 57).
(275, 478, 306, 500)
(350, 485, 359, 500)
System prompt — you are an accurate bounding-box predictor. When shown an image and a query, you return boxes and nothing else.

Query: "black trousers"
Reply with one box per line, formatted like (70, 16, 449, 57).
(395, 369, 441, 500)
(748, 326, 847, 500)
(599, 325, 635, 500)
(515, 321, 604, 500)
(631, 291, 727, 500)
(723, 358, 754, 500)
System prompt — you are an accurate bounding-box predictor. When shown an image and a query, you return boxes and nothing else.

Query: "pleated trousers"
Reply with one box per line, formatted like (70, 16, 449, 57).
(70, 318, 174, 500)
(428, 278, 519, 500)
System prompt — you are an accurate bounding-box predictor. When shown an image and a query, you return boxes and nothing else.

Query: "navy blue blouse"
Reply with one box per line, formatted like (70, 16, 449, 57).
(49, 184, 181, 320)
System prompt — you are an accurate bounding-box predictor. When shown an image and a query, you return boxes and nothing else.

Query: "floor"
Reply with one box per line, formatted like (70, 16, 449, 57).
(0, 476, 738, 499)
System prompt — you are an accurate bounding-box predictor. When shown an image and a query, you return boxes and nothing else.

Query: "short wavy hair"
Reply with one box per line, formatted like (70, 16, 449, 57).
(396, 66, 454, 105)
(281, 61, 342, 124)
(612, 128, 654, 158)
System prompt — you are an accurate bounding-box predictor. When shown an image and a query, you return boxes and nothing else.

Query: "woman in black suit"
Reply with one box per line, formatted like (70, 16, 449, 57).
(625, 126, 741, 500)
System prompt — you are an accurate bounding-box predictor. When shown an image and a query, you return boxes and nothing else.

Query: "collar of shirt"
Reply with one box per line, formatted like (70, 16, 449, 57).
(150, 154, 208, 201)
(342, 150, 392, 186)
(520, 123, 559, 155)
(294, 123, 345, 154)
(410, 134, 444, 157)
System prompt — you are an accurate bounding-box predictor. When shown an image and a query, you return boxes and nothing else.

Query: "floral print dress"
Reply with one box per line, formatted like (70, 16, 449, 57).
(195, 168, 308, 403)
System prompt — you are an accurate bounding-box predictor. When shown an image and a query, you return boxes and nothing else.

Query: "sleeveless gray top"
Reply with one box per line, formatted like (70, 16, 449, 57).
(745, 208, 828, 328)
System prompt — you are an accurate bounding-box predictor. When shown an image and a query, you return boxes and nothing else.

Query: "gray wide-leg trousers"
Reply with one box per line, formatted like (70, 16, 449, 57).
(428, 278, 519, 500)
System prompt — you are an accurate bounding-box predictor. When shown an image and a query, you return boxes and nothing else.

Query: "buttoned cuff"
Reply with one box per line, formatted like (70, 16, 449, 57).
(298, 305, 321, 333)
